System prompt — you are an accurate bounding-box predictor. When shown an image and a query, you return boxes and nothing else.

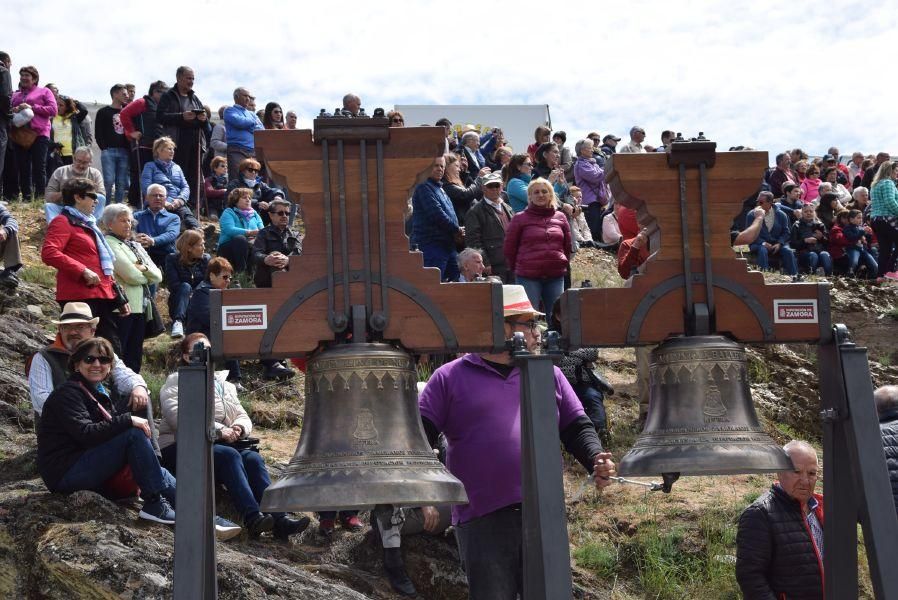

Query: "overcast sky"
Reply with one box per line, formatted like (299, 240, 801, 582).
(6, 0, 896, 161)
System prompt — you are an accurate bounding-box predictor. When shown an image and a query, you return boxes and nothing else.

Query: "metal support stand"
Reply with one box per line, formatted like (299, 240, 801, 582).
(818, 325, 898, 600)
(172, 344, 218, 600)
(514, 332, 572, 600)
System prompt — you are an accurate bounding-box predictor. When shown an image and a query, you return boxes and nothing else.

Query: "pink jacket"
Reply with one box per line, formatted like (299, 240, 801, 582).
(504, 204, 571, 279)
(11, 86, 58, 138)
(800, 177, 821, 203)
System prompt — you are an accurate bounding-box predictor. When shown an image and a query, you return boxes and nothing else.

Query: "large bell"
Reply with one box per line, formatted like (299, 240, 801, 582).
(618, 335, 793, 477)
(261, 343, 468, 512)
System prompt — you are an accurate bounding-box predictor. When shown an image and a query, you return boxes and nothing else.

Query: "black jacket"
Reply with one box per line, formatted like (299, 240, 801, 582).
(252, 225, 301, 288)
(464, 198, 514, 281)
(185, 280, 213, 336)
(880, 409, 898, 514)
(156, 87, 209, 151)
(0, 64, 11, 120)
(38, 374, 132, 491)
(736, 484, 824, 600)
(226, 178, 285, 219)
(443, 179, 481, 224)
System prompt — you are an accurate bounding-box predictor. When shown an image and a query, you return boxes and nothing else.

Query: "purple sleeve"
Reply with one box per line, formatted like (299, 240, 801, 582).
(554, 367, 586, 430)
(419, 369, 450, 431)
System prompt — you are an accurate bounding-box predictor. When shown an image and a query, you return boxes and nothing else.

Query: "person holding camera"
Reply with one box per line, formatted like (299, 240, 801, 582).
(156, 66, 210, 204)
(41, 177, 127, 355)
(159, 333, 309, 540)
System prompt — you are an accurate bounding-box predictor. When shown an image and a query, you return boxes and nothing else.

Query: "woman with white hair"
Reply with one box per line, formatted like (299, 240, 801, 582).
(460, 131, 487, 182)
(103, 203, 162, 372)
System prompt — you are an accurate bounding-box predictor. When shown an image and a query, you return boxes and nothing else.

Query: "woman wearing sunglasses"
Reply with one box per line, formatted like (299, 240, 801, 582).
(41, 177, 126, 355)
(185, 256, 242, 383)
(37, 337, 178, 524)
(225, 158, 286, 222)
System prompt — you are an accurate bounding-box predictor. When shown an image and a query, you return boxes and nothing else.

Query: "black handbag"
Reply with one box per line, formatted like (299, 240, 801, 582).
(142, 285, 165, 338)
(112, 282, 130, 310)
(216, 437, 260, 452)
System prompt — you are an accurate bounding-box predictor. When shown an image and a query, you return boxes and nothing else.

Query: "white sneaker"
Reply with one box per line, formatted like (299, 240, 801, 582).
(214, 516, 242, 541)
(171, 320, 184, 338)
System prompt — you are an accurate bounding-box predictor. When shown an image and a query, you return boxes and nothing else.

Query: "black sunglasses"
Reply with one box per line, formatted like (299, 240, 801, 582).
(84, 192, 98, 200)
(271, 210, 289, 216)
(245, 167, 259, 173)
(83, 355, 113, 365)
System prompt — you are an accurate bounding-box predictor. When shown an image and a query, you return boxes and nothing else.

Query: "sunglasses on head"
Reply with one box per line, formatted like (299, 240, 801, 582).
(83, 355, 113, 365)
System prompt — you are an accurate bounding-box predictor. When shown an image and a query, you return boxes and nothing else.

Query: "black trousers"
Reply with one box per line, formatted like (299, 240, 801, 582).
(14, 135, 50, 200)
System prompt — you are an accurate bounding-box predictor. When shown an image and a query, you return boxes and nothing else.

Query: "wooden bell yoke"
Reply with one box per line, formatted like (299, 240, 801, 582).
(210, 120, 505, 360)
(559, 137, 832, 349)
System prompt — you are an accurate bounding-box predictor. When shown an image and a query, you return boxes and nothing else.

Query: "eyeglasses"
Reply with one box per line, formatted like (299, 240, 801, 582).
(84, 192, 98, 200)
(271, 210, 289, 216)
(510, 320, 539, 332)
(391, 118, 404, 123)
(82, 355, 113, 365)
(245, 168, 259, 173)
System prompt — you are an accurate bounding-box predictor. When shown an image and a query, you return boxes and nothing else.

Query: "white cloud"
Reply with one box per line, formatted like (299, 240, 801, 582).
(5, 0, 896, 159)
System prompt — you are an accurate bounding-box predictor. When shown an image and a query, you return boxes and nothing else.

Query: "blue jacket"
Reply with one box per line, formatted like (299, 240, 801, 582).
(165, 252, 210, 291)
(134, 208, 180, 256)
(219, 207, 264, 248)
(507, 174, 531, 213)
(749, 208, 790, 247)
(411, 178, 460, 248)
(223, 105, 263, 151)
(140, 159, 190, 203)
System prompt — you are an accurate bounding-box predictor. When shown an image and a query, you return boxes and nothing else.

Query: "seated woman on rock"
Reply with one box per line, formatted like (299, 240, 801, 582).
(37, 337, 177, 524)
(158, 333, 310, 540)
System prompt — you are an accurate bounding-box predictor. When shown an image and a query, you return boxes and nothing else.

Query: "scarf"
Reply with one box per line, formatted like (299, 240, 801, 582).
(239, 208, 255, 221)
(63, 206, 115, 276)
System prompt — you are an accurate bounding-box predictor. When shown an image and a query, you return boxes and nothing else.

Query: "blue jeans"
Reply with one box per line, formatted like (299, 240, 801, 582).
(168, 282, 193, 322)
(845, 247, 878, 275)
(750, 243, 798, 276)
(516, 275, 565, 315)
(45, 194, 107, 222)
(798, 251, 833, 275)
(418, 242, 459, 282)
(101, 147, 131, 203)
(56, 428, 176, 502)
(455, 506, 523, 600)
(572, 381, 608, 432)
(161, 443, 280, 521)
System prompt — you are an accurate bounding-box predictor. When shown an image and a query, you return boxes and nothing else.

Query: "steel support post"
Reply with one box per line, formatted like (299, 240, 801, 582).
(820, 325, 898, 600)
(172, 345, 218, 600)
(515, 337, 572, 600)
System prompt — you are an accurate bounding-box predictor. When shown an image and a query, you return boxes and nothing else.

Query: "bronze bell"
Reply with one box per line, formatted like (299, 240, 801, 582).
(261, 343, 468, 512)
(618, 335, 793, 479)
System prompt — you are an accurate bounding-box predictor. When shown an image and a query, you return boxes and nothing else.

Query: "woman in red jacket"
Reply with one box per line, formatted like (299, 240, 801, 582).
(503, 178, 571, 316)
(41, 177, 127, 353)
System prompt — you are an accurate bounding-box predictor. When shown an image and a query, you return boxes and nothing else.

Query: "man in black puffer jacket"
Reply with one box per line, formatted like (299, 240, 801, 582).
(736, 440, 824, 599)
(875, 385, 898, 514)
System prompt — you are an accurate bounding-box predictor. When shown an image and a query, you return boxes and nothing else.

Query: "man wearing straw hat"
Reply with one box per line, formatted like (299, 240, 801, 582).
(28, 301, 149, 418)
(418, 284, 616, 599)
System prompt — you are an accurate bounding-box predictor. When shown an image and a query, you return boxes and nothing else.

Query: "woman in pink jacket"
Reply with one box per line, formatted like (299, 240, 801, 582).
(11, 65, 57, 200)
(503, 178, 572, 316)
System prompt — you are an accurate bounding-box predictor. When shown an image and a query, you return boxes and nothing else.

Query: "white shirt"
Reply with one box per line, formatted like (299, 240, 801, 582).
(29, 350, 146, 415)
(619, 141, 646, 154)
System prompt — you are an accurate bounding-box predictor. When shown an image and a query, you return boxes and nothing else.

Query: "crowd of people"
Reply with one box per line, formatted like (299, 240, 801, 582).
(2, 50, 898, 598)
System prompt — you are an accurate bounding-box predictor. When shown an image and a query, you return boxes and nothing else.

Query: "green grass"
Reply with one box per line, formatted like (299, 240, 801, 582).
(573, 539, 619, 579)
(747, 353, 771, 384)
(18, 263, 57, 288)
